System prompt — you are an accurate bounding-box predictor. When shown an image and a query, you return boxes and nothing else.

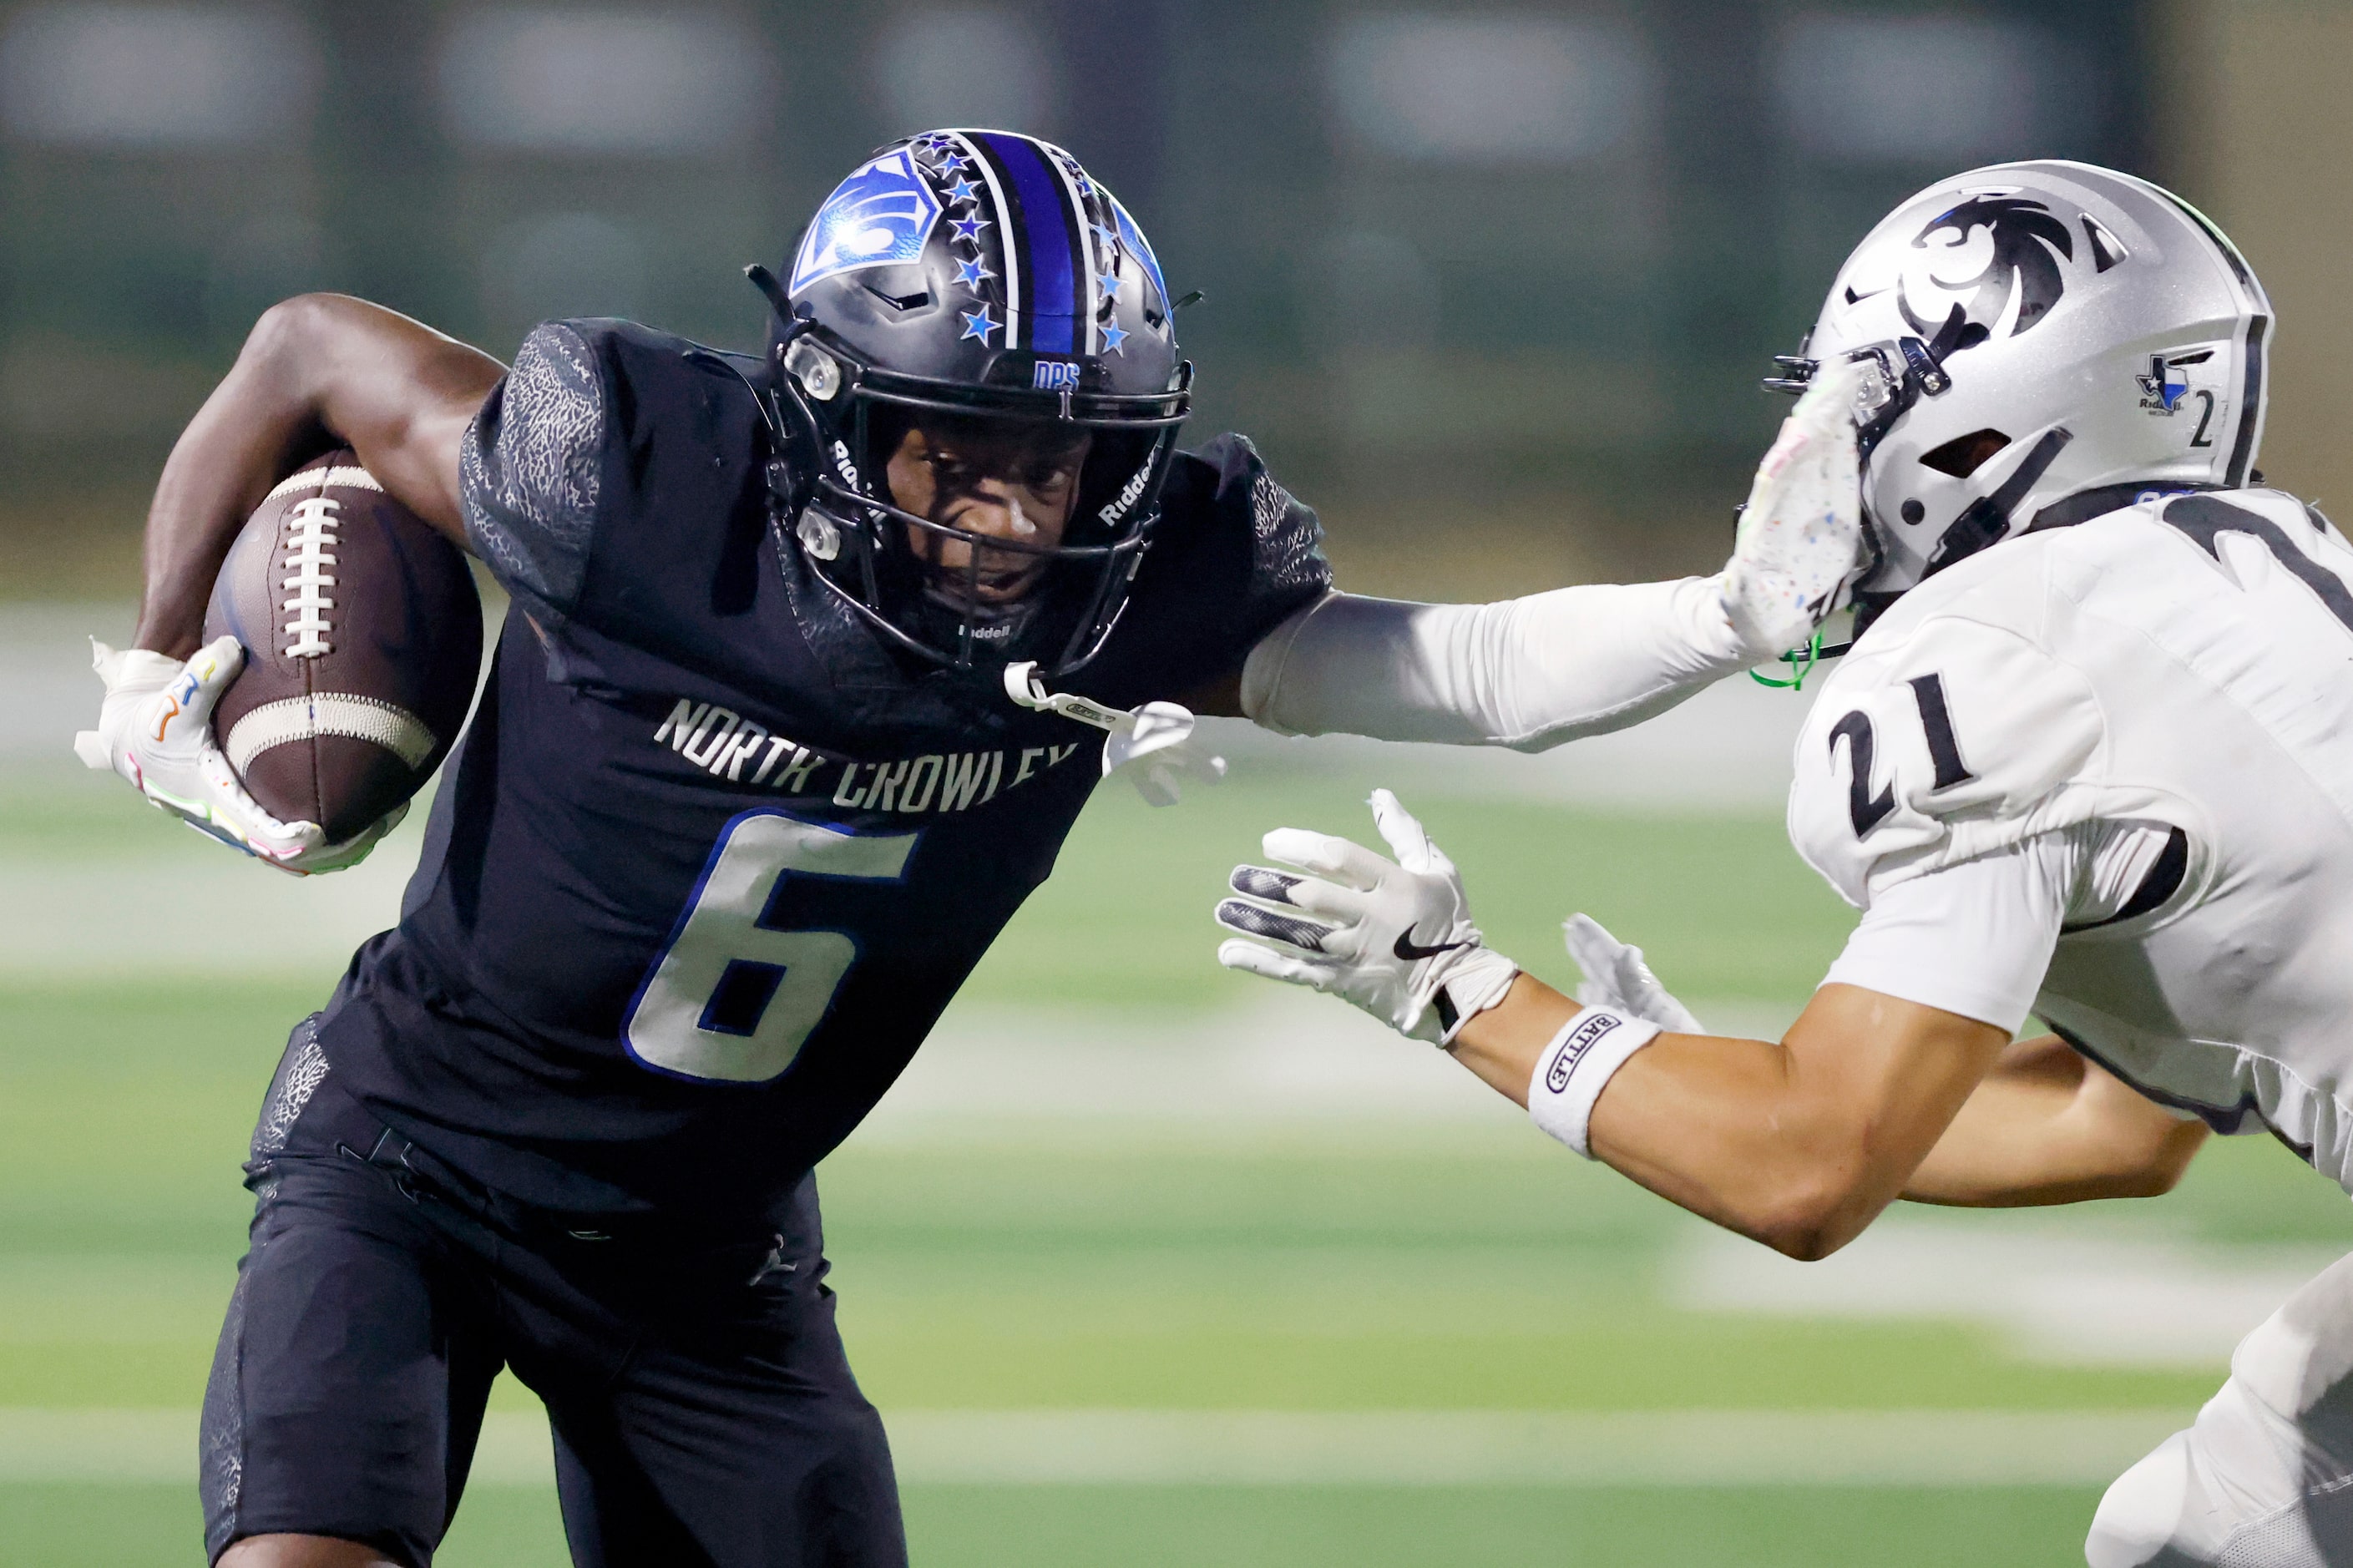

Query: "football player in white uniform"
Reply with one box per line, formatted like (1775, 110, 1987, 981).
(1213, 159, 2353, 1566)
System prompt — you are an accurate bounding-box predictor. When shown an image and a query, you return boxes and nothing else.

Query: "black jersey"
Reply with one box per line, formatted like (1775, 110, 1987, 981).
(312, 319, 1328, 1222)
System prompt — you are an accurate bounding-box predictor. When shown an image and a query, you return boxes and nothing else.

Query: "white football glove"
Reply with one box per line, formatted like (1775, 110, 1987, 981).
(1215, 788, 1519, 1044)
(73, 635, 400, 875)
(1561, 913, 1703, 1034)
(1722, 357, 1866, 659)
(1103, 701, 1227, 808)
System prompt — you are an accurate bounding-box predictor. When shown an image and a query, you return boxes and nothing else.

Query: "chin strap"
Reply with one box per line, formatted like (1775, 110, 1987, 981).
(1748, 629, 1826, 690)
(1924, 427, 2075, 579)
(1004, 661, 1226, 807)
(1003, 660, 1151, 733)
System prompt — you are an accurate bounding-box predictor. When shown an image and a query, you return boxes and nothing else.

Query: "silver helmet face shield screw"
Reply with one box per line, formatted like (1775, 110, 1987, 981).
(786, 341, 842, 401)
(797, 510, 841, 562)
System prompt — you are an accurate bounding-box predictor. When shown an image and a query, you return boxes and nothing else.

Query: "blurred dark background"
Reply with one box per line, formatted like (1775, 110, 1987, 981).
(2, 0, 2339, 602)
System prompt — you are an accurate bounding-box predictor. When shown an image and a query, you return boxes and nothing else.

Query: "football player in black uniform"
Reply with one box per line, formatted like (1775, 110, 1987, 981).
(80, 130, 1864, 1567)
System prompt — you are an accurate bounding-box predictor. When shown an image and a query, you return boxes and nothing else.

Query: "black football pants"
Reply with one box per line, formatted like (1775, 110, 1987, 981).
(200, 1035, 906, 1568)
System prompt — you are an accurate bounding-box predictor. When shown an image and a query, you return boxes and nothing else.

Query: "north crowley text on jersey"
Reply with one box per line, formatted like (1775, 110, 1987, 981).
(652, 698, 1083, 814)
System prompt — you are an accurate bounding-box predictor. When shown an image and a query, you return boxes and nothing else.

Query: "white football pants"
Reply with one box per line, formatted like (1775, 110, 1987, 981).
(2088, 1250, 2353, 1566)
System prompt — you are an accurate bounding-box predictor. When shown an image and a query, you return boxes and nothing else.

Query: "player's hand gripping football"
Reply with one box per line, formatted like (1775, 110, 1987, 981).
(1561, 913, 1703, 1034)
(74, 635, 400, 875)
(1721, 357, 1866, 659)
(1215, 789, 1520, 1044)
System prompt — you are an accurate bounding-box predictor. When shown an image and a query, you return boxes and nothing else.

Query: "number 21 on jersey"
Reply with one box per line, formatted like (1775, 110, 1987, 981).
(1829, 672, 1975, 837)
(625, 810, 920, 1083)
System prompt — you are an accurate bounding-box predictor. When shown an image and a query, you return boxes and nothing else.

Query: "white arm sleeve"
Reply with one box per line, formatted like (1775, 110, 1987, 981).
(1239, 577, 1753, 753)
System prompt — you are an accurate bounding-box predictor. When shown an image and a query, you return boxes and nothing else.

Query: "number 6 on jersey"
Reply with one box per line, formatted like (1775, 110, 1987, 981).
(625, 812, 919, 1083)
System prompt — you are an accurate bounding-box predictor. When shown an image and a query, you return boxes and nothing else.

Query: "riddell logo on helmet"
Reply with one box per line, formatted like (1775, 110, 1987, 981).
(1098, 465, 1151, 527)
(1031, 361, 1080, 392)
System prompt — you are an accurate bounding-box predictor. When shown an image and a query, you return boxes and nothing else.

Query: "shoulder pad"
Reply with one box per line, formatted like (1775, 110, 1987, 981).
(1169, 433, 1330, 596)
(1086, 434, 1331, 703)
(462, 321, 611, 621)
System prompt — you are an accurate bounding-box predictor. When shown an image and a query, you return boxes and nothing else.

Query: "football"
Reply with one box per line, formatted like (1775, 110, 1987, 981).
(202, 450, 482, 842)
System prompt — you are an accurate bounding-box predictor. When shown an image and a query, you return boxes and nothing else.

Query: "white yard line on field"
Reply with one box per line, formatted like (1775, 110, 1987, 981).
(0, 831, 426, 979)
(0, 1405, 2183, 1488)
(1676, 1221, 2341, 1370)
(861, 991, 1798, 1139)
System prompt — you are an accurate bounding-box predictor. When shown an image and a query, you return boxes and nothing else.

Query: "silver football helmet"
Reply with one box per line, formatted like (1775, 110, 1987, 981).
(1771, 159, 2272, 632)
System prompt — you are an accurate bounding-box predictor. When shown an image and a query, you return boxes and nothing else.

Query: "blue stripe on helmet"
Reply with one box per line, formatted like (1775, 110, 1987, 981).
(979, 132, 1080, 354)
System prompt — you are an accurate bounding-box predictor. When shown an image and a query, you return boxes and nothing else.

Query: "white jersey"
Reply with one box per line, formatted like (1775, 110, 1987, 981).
(1789, 488, 2353, 1192)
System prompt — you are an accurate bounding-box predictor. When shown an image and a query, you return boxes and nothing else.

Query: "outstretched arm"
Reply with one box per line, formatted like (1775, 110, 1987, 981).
(1208, 791, 2011, 1260)
(1232, 362, 1863, 746)
(1449, 975, 2010, 1260)
(1212, 797, 2178, 1262)
(1236, 579, 1754, 748)
(1451, 991, 2204, 1242)
(137, 293, 503, 657)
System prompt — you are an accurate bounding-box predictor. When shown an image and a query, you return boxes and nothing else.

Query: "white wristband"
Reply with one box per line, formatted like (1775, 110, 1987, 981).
(1526, 1005, 1662, 1158)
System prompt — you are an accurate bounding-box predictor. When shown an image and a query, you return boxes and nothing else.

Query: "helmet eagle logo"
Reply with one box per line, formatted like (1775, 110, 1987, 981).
(1900, 196, 2077, 348)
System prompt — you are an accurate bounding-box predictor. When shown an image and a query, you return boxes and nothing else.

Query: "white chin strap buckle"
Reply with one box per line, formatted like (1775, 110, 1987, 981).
(1003, 660, 1139, 734)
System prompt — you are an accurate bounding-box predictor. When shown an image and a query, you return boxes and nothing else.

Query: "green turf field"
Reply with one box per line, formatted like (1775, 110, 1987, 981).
(4, 762, 2346, 1565)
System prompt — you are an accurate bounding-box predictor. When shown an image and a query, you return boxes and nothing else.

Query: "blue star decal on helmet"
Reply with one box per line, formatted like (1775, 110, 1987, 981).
(1090, 221, 1118, 250)
(1101, 320, 1127, 355)
(954, 255, 993, 291)
(959, 306, 999, 343)
(945, 177, 979, 206)
(936, 151, 968, 175)
(950, 214, 991, 241)
(1100, 273, 1120, 299)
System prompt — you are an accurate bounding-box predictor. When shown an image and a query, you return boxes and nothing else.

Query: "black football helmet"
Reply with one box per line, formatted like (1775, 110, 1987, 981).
(748, 129, 1191, 675)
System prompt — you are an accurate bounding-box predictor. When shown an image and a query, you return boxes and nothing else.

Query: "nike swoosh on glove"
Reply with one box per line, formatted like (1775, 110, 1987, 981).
(1214, 787, 1519, 1044)
(1561, 913, 1703, 1034)
(1722, 357, 1865, 659)
(73, 635, 402, 875)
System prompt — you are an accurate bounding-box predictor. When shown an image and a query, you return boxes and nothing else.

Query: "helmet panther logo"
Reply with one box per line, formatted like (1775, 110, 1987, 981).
(1897, 196, 2078, 350)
